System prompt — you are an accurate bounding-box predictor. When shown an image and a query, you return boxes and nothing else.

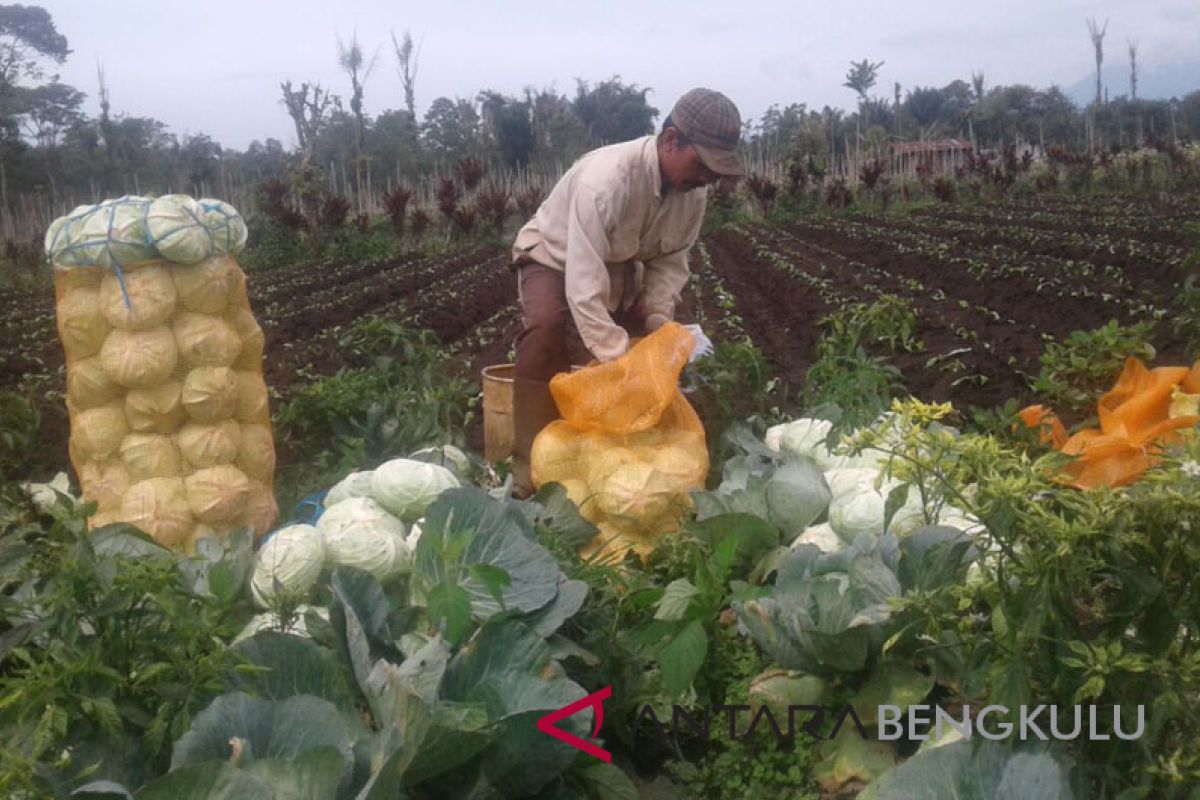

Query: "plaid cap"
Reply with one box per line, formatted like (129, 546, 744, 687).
(670, 88, 746, 177)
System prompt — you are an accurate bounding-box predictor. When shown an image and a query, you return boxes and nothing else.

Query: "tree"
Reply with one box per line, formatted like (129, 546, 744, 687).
(390, 29, 420, 120)
(22, 78, 82, 148)
(477, 90, 534, 168)
(336, 32, 379, 208)
(280, 80, 335, 167)
(180, 133, 221, 195)
(1086, 17, 1108, 107)
(905, 86, 948, 132)
(0, 4, 69, 94)
(421, 96, 480, 163)
(843, 59, 885, 108)
(1127, 39, 1138, 102)
(571, 77, 656, 146)
(970, 71, 985, 105)
(527, 87, 588, 165)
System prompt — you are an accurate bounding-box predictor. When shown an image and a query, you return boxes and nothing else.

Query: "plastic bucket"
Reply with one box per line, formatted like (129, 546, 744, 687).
(481, 364, 516, 463)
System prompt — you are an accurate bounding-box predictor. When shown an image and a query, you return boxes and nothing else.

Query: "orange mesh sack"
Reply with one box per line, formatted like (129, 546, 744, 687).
(49, 196, 278, 551)
(1021, 357, 1200, 489)
(531, 322, 708, 563)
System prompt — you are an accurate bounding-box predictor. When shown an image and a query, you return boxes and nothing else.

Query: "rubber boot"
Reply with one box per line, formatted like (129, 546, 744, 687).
(511, 377, 560, 500)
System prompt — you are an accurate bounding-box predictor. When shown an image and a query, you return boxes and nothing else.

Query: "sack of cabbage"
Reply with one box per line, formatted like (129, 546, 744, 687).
(48, 195, 278, 552)
(249, 448, 467, 609)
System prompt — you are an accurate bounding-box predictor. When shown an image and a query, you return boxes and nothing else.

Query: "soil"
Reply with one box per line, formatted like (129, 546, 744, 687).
(5, 192, 1197, 482)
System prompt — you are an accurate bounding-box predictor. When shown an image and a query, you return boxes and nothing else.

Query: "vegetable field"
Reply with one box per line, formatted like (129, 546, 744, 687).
(4, 190, 1198, 482)
(4, 187, 1200, 799)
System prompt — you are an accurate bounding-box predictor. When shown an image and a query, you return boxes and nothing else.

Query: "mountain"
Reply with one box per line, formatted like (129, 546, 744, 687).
(1064, 58, 1200, 105)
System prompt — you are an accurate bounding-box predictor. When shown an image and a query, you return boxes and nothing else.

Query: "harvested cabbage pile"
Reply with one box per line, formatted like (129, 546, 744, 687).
(249, 449, 452, 608)
(531, 324, 709, 563)
(48, 196, 275, 551)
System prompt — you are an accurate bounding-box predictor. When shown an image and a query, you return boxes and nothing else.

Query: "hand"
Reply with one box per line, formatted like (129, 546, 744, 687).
(645, 313, 670, 332)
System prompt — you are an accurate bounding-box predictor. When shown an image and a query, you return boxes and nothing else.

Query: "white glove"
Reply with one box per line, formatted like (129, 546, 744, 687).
(682, 324, 714, 362)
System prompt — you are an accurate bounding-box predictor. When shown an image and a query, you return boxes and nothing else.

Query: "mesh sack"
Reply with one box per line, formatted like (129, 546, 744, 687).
(50, 196, 275, 551)
(531, 323, 708, 563)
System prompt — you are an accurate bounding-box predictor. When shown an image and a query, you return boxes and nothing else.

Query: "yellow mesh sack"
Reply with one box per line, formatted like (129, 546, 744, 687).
(532, 323, 708, 563)
(54, 252, 278, 552)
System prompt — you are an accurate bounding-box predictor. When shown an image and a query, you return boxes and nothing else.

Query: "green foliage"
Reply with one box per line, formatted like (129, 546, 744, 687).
(800, 298, 919, 434)
(1032, 320, 1157, 418)
(0, 510, 250, 794)
(273, 320, 474, 509)
(238, 219, 316, 271)
(0, 389, 38, 481)
(684, 339, 785, 475)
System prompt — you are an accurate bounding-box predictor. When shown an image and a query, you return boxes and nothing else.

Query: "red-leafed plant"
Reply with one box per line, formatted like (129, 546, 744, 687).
(319, 193, 351, 229)
(474, 187, 511, 232)
(824, 177, 854, 208)
(382, 184, 413, 234)
(858, 158, 887, 190)
(515, 184, 545, 219)
(410, 208, 431, 238)
(745, 173, 778, 215)
(455, 158, 486, 191)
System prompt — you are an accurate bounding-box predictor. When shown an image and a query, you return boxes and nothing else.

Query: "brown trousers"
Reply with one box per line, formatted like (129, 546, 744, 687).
(510, 261, 645, 493)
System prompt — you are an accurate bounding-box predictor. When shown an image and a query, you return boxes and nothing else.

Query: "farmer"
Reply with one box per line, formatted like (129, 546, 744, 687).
(508, 87, 746, 497)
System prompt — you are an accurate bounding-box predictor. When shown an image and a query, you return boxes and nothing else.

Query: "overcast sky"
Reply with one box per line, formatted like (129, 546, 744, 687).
(42, 0, 1200, 151)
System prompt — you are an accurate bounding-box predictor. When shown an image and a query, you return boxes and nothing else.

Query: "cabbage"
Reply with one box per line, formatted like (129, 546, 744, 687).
(171, 256, 239, 314)
(406, 519, 424, 549)
(324, 470, 375, 508)
(823, 468, 881, 500)
(100, 263, 177, 330)
(763, 423, 786, 454)
(178, 419, 241, 467)
(120, 433, 181, 480)
(199, 199, 248, 255)
(317, 496, 410, 578)
(371, 458, 460, 522)
(408, 444, 471, 478)
(87, 510, 120, 530)
(227, 308, 264, 369)
(777, 418, 833, 462)
(181, 366, 238, 422)
(125, 381, 185, 433)
(185, 464, 251, 524)
(174, 312, 242, 368)
(584, 445, 640, 488)
(147, 195, 212, 264)
(791, 522, 843, 553)
(57, 286, 109, 359)
(765, 459, 832, 540)
(79, 459, 130, 511)
(594, 460, 683, 531)
(67, 356, 122, 410)
(121, 476, 193, 547)
(21, 472, 78, 514)
(234, 371, 269, 422)
(827, 486, 886, 541)
(234, 605, 328, 643)
(72, 401, 130, 461)
(61, 198, 156, 268)
(236, 423, 276, 480)
(530, 425, 579, 485)
(100, 326, 179, 388)
(250, 524, 325, 608)
(241, 479, 280, 537)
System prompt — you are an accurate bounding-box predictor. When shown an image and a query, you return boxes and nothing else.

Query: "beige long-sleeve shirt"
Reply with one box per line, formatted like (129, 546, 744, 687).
(512, 135, 706, 362)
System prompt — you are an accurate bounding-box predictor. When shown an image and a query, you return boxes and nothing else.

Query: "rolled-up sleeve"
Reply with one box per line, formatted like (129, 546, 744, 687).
(564, 185, 629, 362)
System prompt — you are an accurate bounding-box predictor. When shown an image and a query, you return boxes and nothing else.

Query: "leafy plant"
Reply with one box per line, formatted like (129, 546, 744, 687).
(0, 511, 252, 794)
(1032, 320, 1157, 418)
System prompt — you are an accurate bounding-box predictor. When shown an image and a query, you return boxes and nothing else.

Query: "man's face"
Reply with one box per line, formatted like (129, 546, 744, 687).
(660, 129, 721, 192)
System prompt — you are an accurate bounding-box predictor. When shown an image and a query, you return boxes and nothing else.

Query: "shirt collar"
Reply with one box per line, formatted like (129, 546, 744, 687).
(644, 135, 664, 200)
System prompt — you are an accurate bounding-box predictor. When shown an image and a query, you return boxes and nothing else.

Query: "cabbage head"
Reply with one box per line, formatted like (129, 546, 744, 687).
(791, 522, 842, 553)
(317, 496, 410, 578)
(324, 470, 375, 508)
(408, 444, 471, 478)
(777, 418, 834, 463)
(371, 458, 460, 522)
(250, 524, 325, 608)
